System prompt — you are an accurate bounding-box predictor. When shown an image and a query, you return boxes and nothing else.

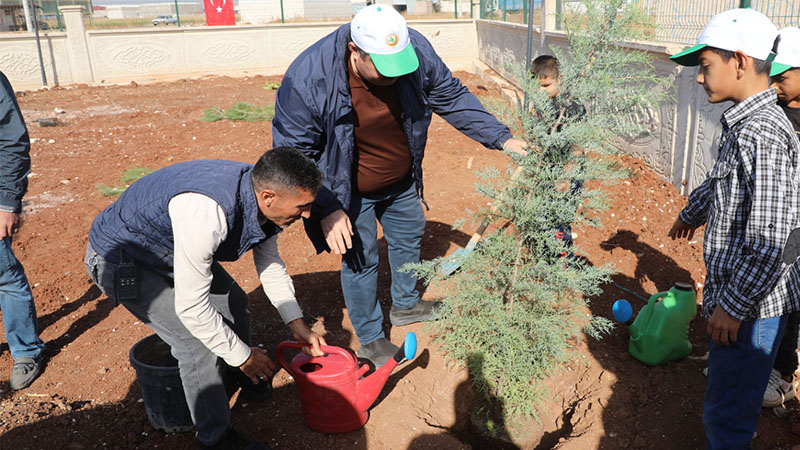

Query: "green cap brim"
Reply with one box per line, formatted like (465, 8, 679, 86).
(670, 43, 707, 66)
(771, 62, 793, 77)
(370, 43, 419, 78)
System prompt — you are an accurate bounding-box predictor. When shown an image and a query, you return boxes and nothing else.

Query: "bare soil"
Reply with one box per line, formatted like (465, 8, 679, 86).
(0, 72, 798, 449)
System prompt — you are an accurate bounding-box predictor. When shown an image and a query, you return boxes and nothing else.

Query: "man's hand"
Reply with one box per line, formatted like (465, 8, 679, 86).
(667, 217, 697, 241)
(502, 138, 528, 156)
(707, 306, 741, 347)
(0, 211, 19, 240)
(321, 209, 353, 255)
(238, 347, 277, 384)
(288, 318, 327, 357)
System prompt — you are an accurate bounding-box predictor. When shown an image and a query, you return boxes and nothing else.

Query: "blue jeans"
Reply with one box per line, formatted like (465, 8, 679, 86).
(85, 244, 250, 445)
(341, 178, 425, 345)
(0, 237, 44, 360)
(704, 314, 787, 450)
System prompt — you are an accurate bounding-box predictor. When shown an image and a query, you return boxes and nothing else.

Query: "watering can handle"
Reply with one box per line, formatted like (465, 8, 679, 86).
(275, 341, 357, 376)
(648, 291, 668, 305)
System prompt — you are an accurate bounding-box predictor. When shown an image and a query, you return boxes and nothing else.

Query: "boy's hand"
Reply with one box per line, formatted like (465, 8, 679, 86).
(707, 306, 740, 346)
(667, 217, 697, 240)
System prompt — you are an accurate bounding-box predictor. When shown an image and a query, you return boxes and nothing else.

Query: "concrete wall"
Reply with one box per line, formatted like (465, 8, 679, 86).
(239, 0, 353, 24)
(0, 8, 478, 90)
(475, 19, 725, 194)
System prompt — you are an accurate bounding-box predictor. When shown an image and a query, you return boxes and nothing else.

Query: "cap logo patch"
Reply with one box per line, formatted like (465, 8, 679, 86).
(386, 33, 398, 47)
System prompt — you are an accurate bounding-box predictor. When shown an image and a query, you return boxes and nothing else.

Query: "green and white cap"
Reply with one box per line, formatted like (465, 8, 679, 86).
(771, 27, 800, 76)
(350, 4, 419, 77)
(670, 8, 778, 67)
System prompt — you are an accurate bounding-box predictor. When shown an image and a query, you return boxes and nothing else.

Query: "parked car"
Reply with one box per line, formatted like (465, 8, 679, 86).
(152, 15, 178, 25)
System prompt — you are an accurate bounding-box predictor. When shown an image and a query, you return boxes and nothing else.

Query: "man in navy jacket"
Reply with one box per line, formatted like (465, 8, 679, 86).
(273, 5, 526, 367)
(0, 71, 45, 391)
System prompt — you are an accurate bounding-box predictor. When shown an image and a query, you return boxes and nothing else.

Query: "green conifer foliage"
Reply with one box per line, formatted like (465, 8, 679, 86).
(405, 0, 669, 426)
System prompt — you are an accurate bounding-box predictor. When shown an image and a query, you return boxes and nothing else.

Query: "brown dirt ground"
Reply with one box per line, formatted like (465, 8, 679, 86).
(0, 72, 798, 450)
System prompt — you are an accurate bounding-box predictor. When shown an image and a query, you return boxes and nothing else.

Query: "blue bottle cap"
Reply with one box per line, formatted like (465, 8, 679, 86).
(612, 299, 633, 323)
(404, 332, 417, 361)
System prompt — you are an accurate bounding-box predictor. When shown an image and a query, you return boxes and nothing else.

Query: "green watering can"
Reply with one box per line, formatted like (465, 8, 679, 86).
(613, 282, 697, 366)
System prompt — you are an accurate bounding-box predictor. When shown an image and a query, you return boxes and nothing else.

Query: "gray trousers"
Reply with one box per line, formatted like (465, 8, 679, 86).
(85, 244, 251, 445)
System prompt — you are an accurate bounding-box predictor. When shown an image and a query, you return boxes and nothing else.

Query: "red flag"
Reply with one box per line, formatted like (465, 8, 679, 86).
(204, 0, 235, 26)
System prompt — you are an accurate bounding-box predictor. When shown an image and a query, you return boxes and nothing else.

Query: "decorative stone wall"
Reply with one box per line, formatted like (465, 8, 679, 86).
(476, 19, 727, 194)
(0, 16, 478, 89)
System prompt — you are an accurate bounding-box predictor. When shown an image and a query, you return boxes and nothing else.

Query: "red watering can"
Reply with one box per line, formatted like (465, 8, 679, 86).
(276, 332, 418, 433)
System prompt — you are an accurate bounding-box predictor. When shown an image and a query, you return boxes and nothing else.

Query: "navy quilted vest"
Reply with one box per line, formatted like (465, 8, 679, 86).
(88, 160, 278, 274)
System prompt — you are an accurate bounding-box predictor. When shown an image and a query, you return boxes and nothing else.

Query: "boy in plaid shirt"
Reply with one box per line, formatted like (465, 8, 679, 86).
(668, 9, 800, 448)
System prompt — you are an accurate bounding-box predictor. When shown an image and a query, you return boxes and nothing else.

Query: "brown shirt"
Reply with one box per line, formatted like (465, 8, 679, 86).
(348, 57, 412, 194)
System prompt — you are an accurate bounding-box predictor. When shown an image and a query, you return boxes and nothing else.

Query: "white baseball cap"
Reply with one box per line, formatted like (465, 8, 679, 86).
(350, 4, 419, 77)
(771, 27, 800, 76)
(671, 8, 778, 66)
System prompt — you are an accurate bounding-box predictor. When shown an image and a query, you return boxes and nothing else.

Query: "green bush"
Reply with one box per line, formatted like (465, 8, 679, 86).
(96, 167, 153, 197)
(200, 103, 275, 122)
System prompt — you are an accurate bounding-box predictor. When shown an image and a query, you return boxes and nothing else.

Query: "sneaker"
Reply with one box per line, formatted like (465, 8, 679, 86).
(198, 427, 271, 450)
(389, 300, 442, 326)
(356, 338, 399, 368)
(763, 368, 796, 408)
(10, 356, 41, 391)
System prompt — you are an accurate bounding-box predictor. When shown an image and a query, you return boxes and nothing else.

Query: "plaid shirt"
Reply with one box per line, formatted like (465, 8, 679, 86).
(680, 89, 800, 320)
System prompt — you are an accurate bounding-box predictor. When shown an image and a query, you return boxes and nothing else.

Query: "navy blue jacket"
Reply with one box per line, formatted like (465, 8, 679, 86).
(89, 160, 278, 274)
(0, 71, 30, 213)
(272, 24, 513, 253)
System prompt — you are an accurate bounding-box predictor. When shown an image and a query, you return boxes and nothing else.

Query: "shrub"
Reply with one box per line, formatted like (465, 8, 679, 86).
(405, 0, 669, 427)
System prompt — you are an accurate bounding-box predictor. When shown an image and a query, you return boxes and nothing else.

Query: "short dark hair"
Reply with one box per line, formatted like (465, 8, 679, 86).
(707, 36, 780, 76)
(352, 42, 369, 59)
(251, 147, 322, 195)
(531, 55, 559, 79)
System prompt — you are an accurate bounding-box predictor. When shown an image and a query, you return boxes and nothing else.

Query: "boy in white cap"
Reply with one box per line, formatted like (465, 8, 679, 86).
(667, 9, 800, 448)
(762, 27, 800, 410)
(772, 27, 800, 136)
(273, 5, 526, 367)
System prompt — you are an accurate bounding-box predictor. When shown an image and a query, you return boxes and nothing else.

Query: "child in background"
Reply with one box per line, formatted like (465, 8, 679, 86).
(668, 9, 800, 449)
(530, 55, 585, 252)
(762, 26, 800, 409)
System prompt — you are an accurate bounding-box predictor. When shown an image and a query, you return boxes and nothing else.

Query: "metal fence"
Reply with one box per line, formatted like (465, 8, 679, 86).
(483, 0, 799, 45)
(637, 0, 800, 45)
(3, 0, 798, 34)
(85, 0, 476, 30)
(478, 0, 541, 24)
(1, 0, 476, 32)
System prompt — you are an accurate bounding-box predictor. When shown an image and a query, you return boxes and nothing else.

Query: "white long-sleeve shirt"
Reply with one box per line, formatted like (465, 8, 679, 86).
(169, 192, 303, 367)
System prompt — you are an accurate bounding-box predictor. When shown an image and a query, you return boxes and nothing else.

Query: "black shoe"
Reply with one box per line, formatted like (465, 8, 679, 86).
(389, 300, 442, 326)
(198, 428, 271, 450)
(356, 338, 399, 368)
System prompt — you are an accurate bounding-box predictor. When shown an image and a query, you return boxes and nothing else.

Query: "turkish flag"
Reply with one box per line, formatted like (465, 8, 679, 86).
(204, 0, 235, 26)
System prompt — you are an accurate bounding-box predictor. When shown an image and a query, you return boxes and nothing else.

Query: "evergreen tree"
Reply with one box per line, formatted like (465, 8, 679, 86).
(406, 0, 669, 427)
